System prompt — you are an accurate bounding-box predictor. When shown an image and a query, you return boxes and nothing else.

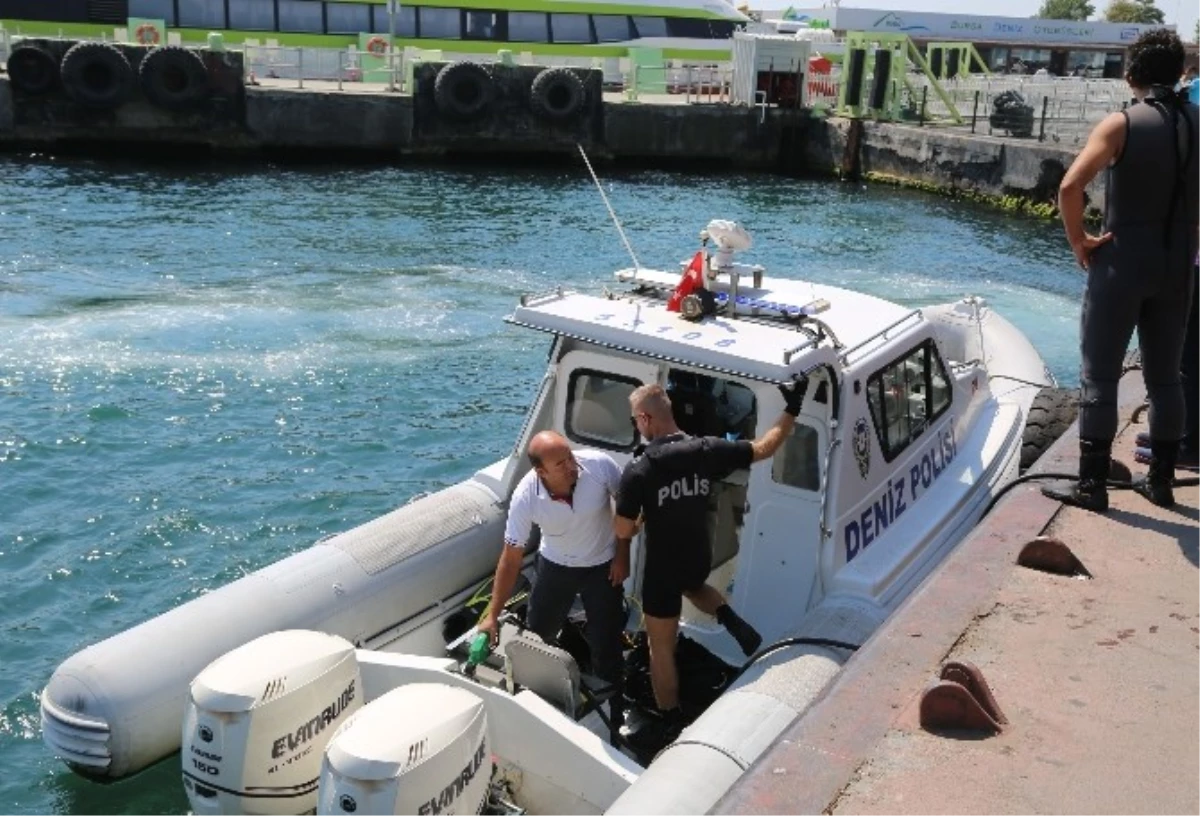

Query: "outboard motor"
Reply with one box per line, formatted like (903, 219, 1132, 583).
(317, 683, 490, 816)
(182, 630, 362, 816)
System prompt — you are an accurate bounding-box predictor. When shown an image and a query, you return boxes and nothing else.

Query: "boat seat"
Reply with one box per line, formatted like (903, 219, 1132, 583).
(504, 629, 585, 719)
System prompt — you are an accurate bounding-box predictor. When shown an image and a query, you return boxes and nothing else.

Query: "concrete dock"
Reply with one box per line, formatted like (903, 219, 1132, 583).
(720, 370, 1199, 814)
(0, 56, 1107, 217)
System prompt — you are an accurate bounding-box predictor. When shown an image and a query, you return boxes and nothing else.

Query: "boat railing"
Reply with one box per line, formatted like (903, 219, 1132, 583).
(839, 309, 923, 367)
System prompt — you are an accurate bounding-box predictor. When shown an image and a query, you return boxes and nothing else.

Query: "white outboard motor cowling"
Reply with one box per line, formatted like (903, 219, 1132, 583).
(317, 683, 490, 816)
(183, 630, 362, 816)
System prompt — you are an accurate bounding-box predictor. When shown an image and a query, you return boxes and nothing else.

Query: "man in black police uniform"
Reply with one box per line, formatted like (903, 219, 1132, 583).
(614, 381, 803, 745)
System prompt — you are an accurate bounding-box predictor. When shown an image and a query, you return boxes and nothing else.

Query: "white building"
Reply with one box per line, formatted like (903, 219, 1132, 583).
(773, 6, 1173, 76)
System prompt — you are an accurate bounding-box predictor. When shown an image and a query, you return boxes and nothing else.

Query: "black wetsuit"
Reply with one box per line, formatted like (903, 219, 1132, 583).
(1079, 93, 1199, 444)
(616, 434, 752, 618)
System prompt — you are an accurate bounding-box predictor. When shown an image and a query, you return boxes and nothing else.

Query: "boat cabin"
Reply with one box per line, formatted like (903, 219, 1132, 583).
(500, 246, 996, 665)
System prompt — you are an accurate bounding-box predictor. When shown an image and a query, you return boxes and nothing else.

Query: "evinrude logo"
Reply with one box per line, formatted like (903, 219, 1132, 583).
(339, 794, 358, 813)
(853, 417, 871, 479)
(417, 742, 487, 815)
(271, 679, 356, 759)
(198, 725, 213, 743)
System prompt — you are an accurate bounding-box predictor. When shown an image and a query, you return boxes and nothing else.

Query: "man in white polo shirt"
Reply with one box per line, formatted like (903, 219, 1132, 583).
(480, 430, 627, 710)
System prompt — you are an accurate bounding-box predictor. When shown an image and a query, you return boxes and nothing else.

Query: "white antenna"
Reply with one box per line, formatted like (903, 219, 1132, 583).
(577, 143, 642, 275)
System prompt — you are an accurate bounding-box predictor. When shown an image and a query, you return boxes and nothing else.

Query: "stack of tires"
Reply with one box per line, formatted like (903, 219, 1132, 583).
(988, 89, 1035, 138)
(5, 40, 211, 111)
(430, 61, 588, 124)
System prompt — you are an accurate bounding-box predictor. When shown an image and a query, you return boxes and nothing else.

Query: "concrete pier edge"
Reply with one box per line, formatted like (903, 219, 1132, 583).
(718, 370, 1197, 814)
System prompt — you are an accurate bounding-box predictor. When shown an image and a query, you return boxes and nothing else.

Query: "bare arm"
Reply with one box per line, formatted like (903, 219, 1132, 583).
(750, 412, 797, 462)
(1060, 111, 1124, 268)
(481, 544, 525, 646)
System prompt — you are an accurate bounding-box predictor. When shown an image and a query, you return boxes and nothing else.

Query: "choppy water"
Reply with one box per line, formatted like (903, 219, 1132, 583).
(0, 154, 1085, 814)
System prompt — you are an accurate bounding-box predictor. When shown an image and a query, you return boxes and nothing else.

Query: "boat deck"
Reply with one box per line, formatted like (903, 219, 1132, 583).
(721, 367, 1200, 814)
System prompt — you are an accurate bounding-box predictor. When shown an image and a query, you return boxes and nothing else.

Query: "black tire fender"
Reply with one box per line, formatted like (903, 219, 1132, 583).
(1020, 386, 1080, 471)
(60, 41, 134, 109)
(6, 43, 60, 95)
(139, 46, 210, 111)
(433, 61, 494, 120)
(529, 67, 586, 121)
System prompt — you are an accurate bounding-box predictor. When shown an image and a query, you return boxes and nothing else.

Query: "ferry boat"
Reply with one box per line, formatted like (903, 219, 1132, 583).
(0, 0, 750, 61)
(40, 218, 1069, 814)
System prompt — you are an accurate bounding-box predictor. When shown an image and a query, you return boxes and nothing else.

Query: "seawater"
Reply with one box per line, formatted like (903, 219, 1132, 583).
(0, 155, 1084, 815)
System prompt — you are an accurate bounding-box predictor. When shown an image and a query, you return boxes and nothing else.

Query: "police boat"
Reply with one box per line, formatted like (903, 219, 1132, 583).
(40, 219, 1068, 815)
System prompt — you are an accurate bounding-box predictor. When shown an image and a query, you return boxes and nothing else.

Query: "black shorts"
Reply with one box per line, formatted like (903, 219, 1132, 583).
(641, 547, 710, 619)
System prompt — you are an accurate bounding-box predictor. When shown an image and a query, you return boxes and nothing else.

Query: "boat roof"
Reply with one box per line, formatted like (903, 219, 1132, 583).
(506, 267, 919, 382)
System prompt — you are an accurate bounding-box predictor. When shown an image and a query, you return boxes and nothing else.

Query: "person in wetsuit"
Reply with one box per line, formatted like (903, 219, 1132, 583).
(1044, 28, 1199, 512)
(613, 381, 803, 745)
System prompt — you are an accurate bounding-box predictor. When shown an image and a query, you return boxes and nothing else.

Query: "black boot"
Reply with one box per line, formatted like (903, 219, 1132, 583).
(1133, 440, 1177, 508)
(716, 604, 762, 656)
(1042, 438, 1111, 513)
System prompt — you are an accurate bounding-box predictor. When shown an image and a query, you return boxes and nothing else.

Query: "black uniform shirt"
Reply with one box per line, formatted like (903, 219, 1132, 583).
(616, 433, 753, 564)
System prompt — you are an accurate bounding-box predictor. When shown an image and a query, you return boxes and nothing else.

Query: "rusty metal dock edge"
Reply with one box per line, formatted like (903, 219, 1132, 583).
(717, 373, 1147, 815)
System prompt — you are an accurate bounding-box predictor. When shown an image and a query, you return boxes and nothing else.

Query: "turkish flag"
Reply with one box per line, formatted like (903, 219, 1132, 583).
(667, 251, 706, 312)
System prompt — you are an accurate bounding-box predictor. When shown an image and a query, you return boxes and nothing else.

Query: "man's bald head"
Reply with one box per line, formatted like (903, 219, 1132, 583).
(528, 430, 570, 469)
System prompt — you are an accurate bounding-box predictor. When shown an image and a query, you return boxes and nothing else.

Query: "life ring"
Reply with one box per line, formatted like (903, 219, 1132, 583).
(139, 45, 209, 110)
(528, 67, 585, 122)
(5, 43, 60, 96)
(135, 23, 161, 45)
(59, 41, 134, 109)
(433, 61, 494, 120)
(365, 36, 388, 57)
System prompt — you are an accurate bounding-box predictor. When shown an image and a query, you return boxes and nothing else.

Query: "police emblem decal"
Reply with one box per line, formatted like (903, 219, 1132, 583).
(853, 417, 871, 479)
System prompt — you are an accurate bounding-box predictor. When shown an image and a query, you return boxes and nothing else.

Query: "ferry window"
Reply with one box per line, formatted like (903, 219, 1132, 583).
(419, 7, 461, 39)
(326, 2, 371, 34)
(665, 18, 733, 38)
(130, 0, 176, 25)
(464, 10, 501, 40)
(867, 341, 952, 462)
(229, 0, 275, 30)
(178, 0, 226, 29)
(508, 11, 549, 42)
(631, 16, 668, 38)
(592, 14, 632, 43)
(371, 5, 416, 35)
(550, 13, 592, 44)
(565, 370, 642, 451)
(278, 0, 324, 33)
(772, 423, 821, 492)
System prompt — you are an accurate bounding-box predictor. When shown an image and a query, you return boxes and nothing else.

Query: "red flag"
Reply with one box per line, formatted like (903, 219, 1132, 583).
(667, 251, 706, 312)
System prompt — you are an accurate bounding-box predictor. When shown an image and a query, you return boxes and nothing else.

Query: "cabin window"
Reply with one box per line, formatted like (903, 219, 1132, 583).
(550, 13, 592, 44)
(278, 0, 324, 33)
(464, 10, 501, 40)
(326, 2, 371, 34)
(130, 0, 176, 25)
(592, 14, 632, 43)
(866, 341, 953, 462)
(772, 423, 821, 491)
(665, 18, 736, 39)
(178, 0, 226, 29)
(228, 0, 275, 30)
(631, 16, 668, 38)
(665, 370, 757, 441)
(565, 370, 642, 451)
(508, 11, 549, 42)
(371, 5, 416, 35)
(419, 7, 461, 39)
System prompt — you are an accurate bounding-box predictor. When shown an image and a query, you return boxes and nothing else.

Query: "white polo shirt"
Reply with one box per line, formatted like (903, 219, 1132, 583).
(504, 449, 622, 568)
